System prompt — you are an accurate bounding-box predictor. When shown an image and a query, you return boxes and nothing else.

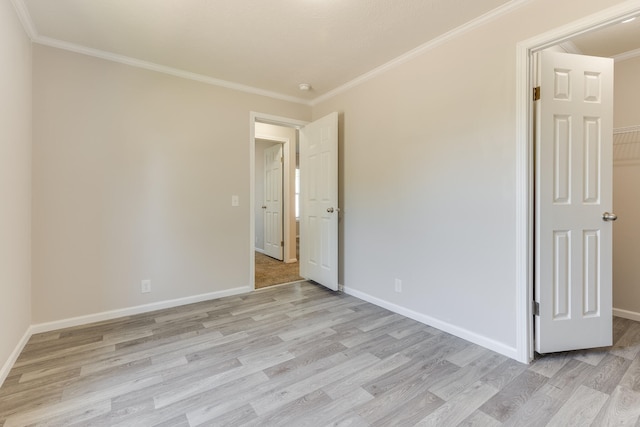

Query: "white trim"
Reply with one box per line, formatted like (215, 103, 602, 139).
(614, 47, 640, 62)
(613, 308, 640, 322)
(30, 286, 250, 334)
(255, 247, 267, 255)
(515, 41, 533, 364)
(310, 0, 531, 106)
(558, 41, 582, 54)
(344, 286, 518, 360)
(0, 328, 31, 387)
(253, 113, 308, 129)
(614, 125, 640, 134)
(9, 0, 37, 39)
(33, 36, 311, 106)
(516, 0, 640, 365)
(1, 286, 250, 386)
(255, 279, 307, 291)
(13, 0, 532, 108)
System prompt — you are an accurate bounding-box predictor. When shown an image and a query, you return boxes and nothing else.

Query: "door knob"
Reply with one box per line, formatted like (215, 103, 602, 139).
(262, 205, 267, 209)
(327, 207, 334, 213)
(602, 212, 617, 221)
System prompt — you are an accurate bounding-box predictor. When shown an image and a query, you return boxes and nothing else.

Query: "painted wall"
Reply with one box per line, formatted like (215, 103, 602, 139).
(614, 56, 640, 128)
(613, 56, 640, 317)
(32, 45, 310, 324)
(0, 0, 32, 379)
(312, 0, 628, 356)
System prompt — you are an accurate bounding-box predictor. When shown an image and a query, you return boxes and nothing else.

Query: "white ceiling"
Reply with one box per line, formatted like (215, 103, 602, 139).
(569, 17, 640, 59)
(18, 0, 512, 103)
(13, 1, 640, 105)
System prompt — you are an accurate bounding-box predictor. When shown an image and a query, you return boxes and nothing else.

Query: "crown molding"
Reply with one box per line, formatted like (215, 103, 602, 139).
(558, 41, 582, 54)
(13, 0, 533, 108)
(614, 46, 640, 62)
(10, 0, 312, 106)
(614, 125, 640, 134)
(9, 0, 37, 39)
(310, 0, 532, 106)
(35, 36, 312, 106)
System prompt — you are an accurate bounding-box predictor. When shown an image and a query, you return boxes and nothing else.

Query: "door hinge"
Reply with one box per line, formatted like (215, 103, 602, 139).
(281, 157, 284, 163)
(533, 86, 540, 101)
(533, 301, 540, 316)
(281, 240, 284, 247)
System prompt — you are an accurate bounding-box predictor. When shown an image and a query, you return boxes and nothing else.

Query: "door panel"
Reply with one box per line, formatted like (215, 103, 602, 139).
(300, 112, 339, 291)
(264, 144, 283, 260)
(535, 51, 614, 353)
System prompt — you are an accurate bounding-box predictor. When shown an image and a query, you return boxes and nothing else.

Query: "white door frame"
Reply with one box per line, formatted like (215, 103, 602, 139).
(250, 112, 309, 289)
(515, 3, 640, 363)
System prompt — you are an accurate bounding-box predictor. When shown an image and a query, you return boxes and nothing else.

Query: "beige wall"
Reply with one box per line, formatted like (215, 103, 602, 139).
(614, 56, 640, 128)
(312, 0, 628, 352)
(32, 45, 310, 323)
(613, 56, 640, 316)
(0, 0, 32, 377)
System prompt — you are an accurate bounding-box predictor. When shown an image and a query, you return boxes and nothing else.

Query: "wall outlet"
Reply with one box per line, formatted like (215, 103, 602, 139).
(141, 279, 151, 293)
(394, 278, 402, 293)
(231, 195, 239, 206)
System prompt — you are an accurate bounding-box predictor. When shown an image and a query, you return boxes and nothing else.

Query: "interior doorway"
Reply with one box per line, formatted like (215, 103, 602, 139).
(516, 3, 640, 363)
(250, 113, 308, 289)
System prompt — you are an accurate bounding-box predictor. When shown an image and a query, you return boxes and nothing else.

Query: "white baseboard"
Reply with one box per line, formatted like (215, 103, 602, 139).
(613, 307, 640, 322)
(30, 286, 251, 334)
(1, 286, 250, 387)
(343, 286, 519, 361)
(0, 327, 31, 388)
(255, 247, 266, 255)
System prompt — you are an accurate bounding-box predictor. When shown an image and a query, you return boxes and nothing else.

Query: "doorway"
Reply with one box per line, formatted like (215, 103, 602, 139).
(516, 3, 640, 363)
(254, 131, 302, 288)
(249, 113, 308, 289)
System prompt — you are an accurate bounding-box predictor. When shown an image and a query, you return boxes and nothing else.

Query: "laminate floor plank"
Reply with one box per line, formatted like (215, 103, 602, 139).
(544, 384, 608, 427)
(583, 354, 633, 394)
(591, 384, 640, 426)
(415, 381, 499, 427)
(478, 369, 548, 422)
(3, 281, 640, 426)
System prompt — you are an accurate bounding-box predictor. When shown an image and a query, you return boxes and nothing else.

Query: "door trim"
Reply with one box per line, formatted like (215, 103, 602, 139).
(515, 3, 640, 363)
(249, 112, 309, 289)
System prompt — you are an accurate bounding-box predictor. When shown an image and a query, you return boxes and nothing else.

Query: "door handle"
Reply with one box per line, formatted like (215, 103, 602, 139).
(602, 212, 617, 221)
(327, 207, 334, 213)
(262, 205, 267, 209)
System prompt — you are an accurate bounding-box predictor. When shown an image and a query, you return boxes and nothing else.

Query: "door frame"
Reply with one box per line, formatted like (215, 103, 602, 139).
(515, 3, 640, 363)
(250, 112, 309, 290)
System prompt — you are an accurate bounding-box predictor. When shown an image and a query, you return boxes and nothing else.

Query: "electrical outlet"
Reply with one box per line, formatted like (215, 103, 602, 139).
(231, 195, 239, 206)
(394, 278, 402, 293)
(141, 279, 151, 293)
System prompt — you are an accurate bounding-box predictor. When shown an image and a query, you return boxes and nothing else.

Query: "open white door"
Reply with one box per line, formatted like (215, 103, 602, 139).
(299, 112, 339, 291)
(264, 144, 283, 260)
(535, 51, 614, 353)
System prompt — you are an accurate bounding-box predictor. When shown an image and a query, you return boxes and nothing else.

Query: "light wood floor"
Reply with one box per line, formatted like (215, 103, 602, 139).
(2, 282, 640, 426)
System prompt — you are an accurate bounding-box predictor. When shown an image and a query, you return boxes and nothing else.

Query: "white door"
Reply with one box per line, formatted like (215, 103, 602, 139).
(535, 51, 615, 353)
(264, 144, 283, 260)
(300, 112, 339, 291)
